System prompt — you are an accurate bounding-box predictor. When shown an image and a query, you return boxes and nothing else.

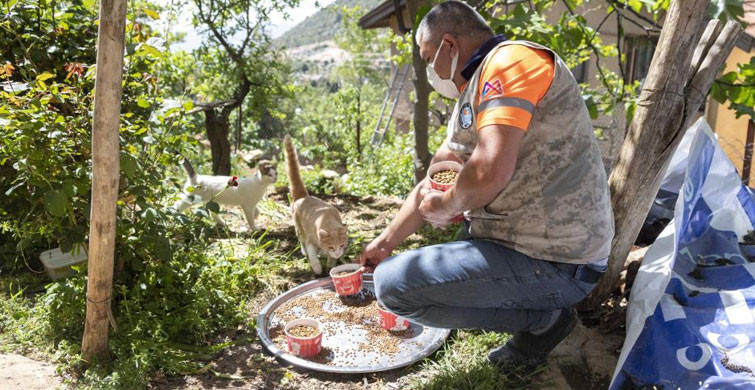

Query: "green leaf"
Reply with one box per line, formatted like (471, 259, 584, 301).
(143, 8, 160, 20)
(60, 238, 73, 254)
(719, 71, 739, 84)
(141, 207, 158, 223)
(43, 190, 68, 217)
(137, 97, 150, 108)
(708, 0, 745, 21)
(583, 95, 598, 120)
(36, 72, 55, 81)
(62, 180, 79, 197)
(206, 201, 220, 213)
(120, 153, 139, 178)
(139, 44, 163, 58)
(710, 81, 727, 103)
(625, 101, 638, 123)
(183, 101, 194, 111)
(154, 237, 171, 261)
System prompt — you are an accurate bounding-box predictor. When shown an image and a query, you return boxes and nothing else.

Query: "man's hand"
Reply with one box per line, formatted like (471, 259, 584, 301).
(418, 188, 458, 229)
(357, 237, 396, 273)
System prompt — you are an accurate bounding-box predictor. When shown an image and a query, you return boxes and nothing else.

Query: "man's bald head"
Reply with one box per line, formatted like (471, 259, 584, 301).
(416, 1, 493, 47)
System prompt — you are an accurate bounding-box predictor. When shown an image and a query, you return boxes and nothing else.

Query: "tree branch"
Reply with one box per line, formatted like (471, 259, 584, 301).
(560, 0, 617, 99)
(616, 11, 626, 82)
(611, 6, 662, 35)
(588, 7, 615, 45)
(194, 0, 244, 70)
(608, 0, 663, 30)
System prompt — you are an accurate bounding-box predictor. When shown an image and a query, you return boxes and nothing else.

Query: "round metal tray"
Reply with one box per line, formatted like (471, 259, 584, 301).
(256, 273, 450, 374)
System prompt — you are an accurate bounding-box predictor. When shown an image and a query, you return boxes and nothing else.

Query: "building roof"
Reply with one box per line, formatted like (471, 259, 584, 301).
(358, 0, 406, 30)
(746, 1, 755, 37)
(359, 0, 755, 50)
(734, 3, 755, 52)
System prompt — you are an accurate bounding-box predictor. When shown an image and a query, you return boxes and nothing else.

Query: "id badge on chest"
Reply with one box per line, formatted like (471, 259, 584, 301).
(446, 95, 478, 160)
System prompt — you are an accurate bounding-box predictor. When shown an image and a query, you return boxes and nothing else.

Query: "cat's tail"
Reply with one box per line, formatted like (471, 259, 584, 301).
(181, 156, 198, 186)
(283, 135, 308, 201)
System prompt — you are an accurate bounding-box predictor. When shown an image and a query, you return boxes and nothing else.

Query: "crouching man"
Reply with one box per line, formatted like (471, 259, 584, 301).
(357, 0, 614, 368)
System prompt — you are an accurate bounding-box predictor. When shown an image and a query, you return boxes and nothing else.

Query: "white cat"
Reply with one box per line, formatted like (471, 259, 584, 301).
(173, 158, 277, 231)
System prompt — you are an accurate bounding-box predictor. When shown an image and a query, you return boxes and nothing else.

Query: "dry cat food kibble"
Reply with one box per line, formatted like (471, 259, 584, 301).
(335, 271, 354, 276)
(287, 325, 319, 338)
(431, 169, 458, 184)
(269, 289, 419, 367)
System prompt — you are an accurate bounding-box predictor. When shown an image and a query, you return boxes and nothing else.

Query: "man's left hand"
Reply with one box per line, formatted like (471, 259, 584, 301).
(418, 188, 458, 228)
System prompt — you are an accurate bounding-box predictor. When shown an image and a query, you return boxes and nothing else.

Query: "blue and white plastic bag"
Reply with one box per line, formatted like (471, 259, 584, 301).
(611, 119, 755, 389)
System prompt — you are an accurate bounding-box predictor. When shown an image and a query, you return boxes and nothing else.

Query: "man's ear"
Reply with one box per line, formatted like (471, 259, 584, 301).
(442, 33, 459, 57)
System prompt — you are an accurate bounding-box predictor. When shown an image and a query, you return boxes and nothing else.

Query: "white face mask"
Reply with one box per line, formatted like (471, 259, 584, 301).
(426, 40, 460, 99)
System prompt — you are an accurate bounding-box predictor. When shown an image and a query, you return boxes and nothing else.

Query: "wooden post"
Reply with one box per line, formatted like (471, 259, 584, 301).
(407, 0, 432, 183)
(743, 120, 754, 186)
(81, 0, 127, 362)
(584, 0, 741, 308)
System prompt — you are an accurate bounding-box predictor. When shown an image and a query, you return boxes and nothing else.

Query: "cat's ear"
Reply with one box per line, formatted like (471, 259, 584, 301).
(318, 229, 329, 239)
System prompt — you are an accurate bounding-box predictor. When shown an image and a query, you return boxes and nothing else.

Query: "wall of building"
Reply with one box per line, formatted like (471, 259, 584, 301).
(706, 45, 755, 184)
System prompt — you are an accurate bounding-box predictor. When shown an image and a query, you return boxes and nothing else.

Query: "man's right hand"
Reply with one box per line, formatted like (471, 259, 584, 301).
(357, 237, 396, 273)
(357, 170, 440, 273)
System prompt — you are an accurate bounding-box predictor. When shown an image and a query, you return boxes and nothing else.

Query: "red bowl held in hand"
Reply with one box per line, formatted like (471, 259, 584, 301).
(377, 303, 410, 332)
(329, 263, 363, 296)
(284, 318, 323, 358)
(427, 160, 463, 192)
(426, 161, 465, 223)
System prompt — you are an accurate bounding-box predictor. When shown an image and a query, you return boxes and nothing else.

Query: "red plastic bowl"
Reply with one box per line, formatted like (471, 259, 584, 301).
(330, 264, 363, 296)
(377, 303, 410, 332)
(427, 161, 463, 192)
(426, 161, 465, 223)
(284, 318, 323, 358)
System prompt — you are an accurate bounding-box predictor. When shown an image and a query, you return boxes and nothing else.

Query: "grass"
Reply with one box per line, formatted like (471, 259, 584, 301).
(408, 331, 543, 390)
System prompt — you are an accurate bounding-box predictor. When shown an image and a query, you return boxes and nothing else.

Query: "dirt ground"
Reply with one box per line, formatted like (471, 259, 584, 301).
(0, 190, 625, 390)
(0, 353, 63, 390)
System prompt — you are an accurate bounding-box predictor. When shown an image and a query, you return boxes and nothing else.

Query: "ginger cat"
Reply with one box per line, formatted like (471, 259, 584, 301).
(283, 135, 348, 274)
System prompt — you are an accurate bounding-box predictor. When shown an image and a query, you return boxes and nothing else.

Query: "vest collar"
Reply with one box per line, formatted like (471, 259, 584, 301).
(460, 34, 507, 81)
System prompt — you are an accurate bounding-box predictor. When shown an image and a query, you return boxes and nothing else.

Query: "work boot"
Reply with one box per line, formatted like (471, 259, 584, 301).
(487, 308, 578, 369)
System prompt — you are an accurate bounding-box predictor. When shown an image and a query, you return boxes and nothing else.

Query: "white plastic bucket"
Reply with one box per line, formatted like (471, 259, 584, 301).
(39, 246, 88, 280)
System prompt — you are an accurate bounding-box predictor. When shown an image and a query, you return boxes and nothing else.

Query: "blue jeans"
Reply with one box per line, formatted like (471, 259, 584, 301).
(373, 238, 600, 333)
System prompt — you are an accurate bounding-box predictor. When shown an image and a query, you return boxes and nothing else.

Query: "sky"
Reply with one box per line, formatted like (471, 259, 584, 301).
(154, 0, 336, 52)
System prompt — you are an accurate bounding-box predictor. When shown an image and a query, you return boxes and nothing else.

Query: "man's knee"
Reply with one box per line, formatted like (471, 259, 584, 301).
(374, 250, 422, 315)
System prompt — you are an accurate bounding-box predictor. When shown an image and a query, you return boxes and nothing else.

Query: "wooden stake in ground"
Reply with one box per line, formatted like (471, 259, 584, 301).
(585, 0, 741, 308)
(407, 0, 433, 183)
(81, 0, 127, 362)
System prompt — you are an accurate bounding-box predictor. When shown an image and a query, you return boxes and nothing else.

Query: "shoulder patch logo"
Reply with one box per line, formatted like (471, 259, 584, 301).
(459, 103, 473, 129)
(481, 79, 503, 99)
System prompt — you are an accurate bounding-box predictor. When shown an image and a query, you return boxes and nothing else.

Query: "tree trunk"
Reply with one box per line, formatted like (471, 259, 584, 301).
(407, 0, 432, 183)
(205, 109, 232, 176)
(82, 0, 127, 362)
(583, 0, 741, 308)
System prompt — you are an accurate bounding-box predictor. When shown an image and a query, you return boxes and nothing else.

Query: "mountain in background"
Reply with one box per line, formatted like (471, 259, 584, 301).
(274, 0, 383, 49)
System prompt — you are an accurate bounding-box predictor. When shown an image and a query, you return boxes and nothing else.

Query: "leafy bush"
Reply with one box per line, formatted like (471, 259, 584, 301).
(346, 125, 447, 197)
(1, 223, 280, 389)
(345, 132, 417, 196)
(0, 1, 272, 388)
